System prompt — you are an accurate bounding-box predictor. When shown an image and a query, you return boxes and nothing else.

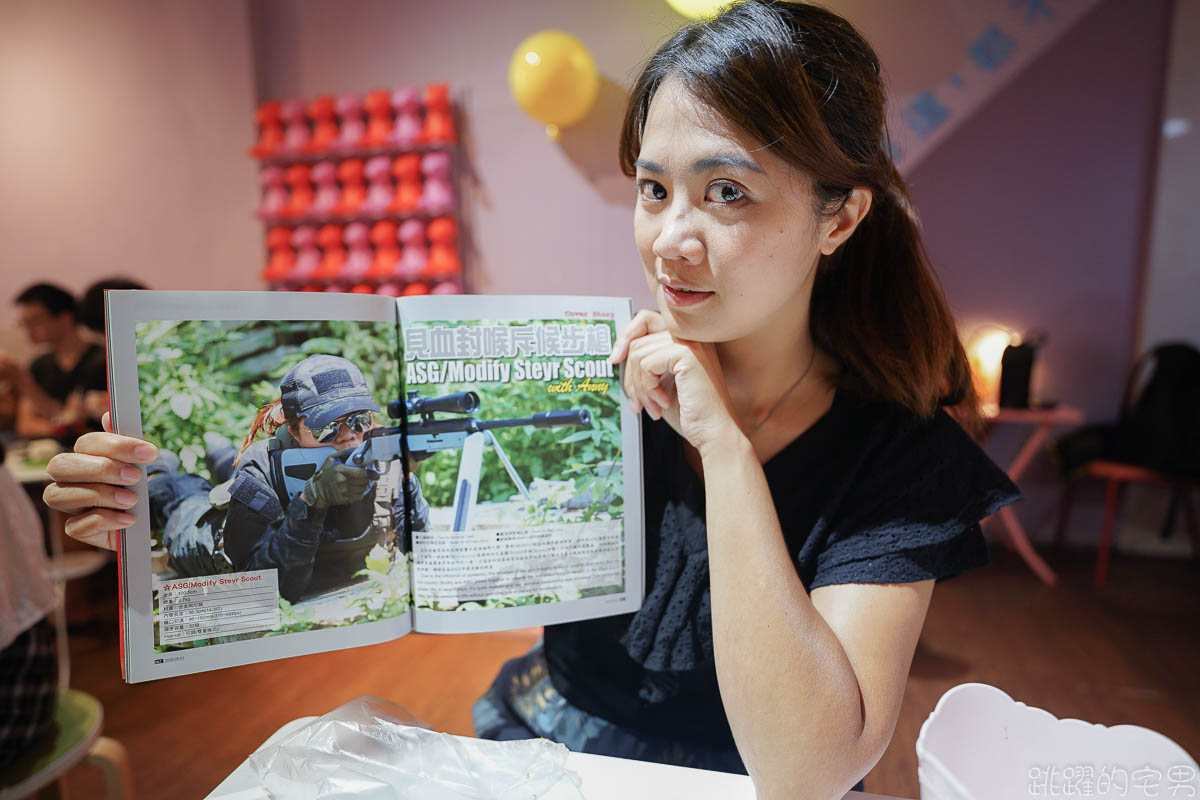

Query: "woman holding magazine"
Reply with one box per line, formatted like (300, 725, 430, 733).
(43, 2, 1017, 796)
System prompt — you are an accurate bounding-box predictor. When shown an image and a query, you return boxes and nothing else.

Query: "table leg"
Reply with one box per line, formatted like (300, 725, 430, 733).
(1006, 423, 1055, 483)
(996, 505, 1058, 585)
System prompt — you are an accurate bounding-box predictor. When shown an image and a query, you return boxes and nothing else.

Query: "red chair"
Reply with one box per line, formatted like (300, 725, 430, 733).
(1054, 460, 1200, 589)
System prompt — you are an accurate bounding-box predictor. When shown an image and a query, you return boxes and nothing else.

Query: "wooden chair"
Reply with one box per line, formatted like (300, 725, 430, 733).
(0, 689, 132, 799)
(1054, 460, 1200, 589)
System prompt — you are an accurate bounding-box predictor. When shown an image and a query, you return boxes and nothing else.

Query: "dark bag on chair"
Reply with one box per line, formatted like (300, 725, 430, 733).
(1111, 342, 1200, 477)
(1053, 342, 1200, 478)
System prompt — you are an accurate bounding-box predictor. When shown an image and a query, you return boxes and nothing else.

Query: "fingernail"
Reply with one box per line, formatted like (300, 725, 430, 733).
(117, 513, 136, 525)
(120, 466, 141, 482)
(115, 489, 137, 506)
(134, 444, 157, 461)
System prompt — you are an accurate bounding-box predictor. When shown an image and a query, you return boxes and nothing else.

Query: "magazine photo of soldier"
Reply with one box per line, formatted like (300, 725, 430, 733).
(134, 320, 422, 647)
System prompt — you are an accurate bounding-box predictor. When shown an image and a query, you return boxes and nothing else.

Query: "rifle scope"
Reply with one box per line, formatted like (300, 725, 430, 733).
(467, 409, 591, 431)
(393, 390, 480, 418)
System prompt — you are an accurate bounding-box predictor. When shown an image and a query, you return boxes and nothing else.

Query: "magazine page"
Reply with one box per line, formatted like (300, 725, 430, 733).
(397, 294, 643, 635)
(106, 290, 414, 682)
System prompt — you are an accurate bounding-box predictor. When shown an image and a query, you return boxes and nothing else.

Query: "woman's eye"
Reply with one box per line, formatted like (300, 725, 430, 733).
(637, 180, 667, 201)
(706, 181, 745, 204)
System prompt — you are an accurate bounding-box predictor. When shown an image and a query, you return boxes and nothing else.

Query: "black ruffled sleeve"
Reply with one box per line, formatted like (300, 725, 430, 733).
(804, 402, 1020, 590)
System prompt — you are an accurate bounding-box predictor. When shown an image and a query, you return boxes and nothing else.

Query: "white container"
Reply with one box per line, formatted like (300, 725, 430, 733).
(916, 683, 1198, 800)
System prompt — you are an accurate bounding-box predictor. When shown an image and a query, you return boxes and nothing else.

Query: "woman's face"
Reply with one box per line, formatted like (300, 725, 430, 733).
(632, 78, 825, 344)
(294, 412, 373, 450)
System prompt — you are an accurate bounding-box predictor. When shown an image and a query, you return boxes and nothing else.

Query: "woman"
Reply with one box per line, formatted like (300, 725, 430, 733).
(477, 3, 1016, 795)
(44, 3, 1017, 796)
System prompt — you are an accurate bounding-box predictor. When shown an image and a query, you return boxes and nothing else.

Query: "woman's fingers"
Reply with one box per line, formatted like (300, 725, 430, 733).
(45, 431, 157, 495)
(102, 410, 113, 433)
(63, 508, 132, 551)
(624, 333, 672, 420)
(46, 450, 147, 488)
(74, 430, 157, 464)
(44, 480, 140, 515)
(609, 308, 667, 365)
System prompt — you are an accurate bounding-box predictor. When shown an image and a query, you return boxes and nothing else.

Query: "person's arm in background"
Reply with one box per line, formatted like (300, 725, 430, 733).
(15, 391, 62, 439)
(82, 390, 110, 422)
(1, 356, 60, 439)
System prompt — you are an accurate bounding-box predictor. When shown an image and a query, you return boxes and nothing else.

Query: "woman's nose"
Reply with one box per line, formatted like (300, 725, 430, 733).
(652, 204, 705, 265)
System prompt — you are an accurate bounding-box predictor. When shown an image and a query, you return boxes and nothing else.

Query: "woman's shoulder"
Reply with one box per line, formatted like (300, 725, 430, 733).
(829, 389, 991, 471)
(796, 390, 1018, 587)
(821, 389, 1019, 532)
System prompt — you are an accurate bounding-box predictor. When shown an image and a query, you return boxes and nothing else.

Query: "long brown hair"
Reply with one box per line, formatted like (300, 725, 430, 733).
(619, 0, 978, 424)
(234, 398, 291, 466)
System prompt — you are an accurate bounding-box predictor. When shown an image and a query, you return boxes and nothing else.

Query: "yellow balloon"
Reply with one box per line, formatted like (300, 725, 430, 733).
(664, 0, 729, 19)
(508, 30, 599, 138)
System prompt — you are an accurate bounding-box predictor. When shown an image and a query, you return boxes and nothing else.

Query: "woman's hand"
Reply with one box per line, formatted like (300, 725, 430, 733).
(609, 309, 743, 455)
(44, 412, 159, 550)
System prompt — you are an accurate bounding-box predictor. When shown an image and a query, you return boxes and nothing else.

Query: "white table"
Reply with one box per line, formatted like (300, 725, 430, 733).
(3, 449, 53, 485)
(206, 717, 904, 799)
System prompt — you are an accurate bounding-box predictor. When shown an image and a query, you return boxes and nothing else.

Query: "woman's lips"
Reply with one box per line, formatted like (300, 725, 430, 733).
(661, 284, 714, 307)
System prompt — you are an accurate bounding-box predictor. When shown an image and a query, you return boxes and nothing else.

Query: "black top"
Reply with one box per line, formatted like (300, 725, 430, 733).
(29, 345, 108, 404)
(543, 389, 1020, 750)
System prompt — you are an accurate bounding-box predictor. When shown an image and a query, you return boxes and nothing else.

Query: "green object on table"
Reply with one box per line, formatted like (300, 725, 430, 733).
(0, 689, 103, 791)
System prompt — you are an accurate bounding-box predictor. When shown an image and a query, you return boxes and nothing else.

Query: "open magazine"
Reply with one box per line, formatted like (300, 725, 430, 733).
(105, 291, 642, 682)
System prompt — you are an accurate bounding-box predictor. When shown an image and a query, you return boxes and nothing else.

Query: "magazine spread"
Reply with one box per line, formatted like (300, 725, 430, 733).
(105, 290, 641, 682)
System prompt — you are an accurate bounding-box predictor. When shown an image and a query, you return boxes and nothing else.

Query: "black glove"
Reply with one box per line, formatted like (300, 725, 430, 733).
(302, 448, 374, 508)
(164, 495, 231, 577)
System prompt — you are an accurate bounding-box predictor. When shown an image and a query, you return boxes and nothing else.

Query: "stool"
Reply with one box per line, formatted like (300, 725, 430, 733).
(1054, 460, 1200, 589)
(0, 689, 133, 799)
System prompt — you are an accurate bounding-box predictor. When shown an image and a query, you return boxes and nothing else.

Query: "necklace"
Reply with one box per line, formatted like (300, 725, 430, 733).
(747, 347, 817, 438)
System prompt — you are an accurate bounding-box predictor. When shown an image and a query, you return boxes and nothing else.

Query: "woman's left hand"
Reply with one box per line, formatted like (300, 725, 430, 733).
(610, 310, 743, 455)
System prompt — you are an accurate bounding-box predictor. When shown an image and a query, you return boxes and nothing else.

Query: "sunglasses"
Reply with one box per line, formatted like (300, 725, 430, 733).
(312, 412, 374, 443)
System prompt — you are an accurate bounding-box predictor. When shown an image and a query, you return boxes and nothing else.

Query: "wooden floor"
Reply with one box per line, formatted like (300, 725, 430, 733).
(59, 545, 1199, 799)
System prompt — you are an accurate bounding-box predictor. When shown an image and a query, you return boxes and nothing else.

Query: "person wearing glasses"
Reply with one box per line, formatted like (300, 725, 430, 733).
(151, 353, 428, 601)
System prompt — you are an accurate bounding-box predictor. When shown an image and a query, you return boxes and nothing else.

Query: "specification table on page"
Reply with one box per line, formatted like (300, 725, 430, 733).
(156, 569, 281, 645)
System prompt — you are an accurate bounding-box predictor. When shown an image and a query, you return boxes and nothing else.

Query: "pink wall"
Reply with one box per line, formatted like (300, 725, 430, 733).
(0, 0, 262, 360)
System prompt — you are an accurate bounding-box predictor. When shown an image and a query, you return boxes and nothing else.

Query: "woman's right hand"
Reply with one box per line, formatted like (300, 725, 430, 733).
(43, 412, 159, 550)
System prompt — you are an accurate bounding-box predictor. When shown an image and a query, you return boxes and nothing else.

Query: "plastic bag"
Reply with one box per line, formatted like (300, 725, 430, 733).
(249, 695, 584, 800)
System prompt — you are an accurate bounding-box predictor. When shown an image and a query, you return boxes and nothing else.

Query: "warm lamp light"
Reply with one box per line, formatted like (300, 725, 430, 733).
(965, 324, 1019, 413)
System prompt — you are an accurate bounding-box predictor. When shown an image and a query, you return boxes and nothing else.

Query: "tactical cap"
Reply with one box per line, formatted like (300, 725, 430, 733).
(279, 354, 379, 430)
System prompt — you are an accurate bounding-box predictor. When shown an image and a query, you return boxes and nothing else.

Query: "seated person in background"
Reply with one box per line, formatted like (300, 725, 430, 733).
(7, 283, 108, 444)
(0, 440, 59, 769)
(75, 277, 146, 424)
(78, 277, 146, 339)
